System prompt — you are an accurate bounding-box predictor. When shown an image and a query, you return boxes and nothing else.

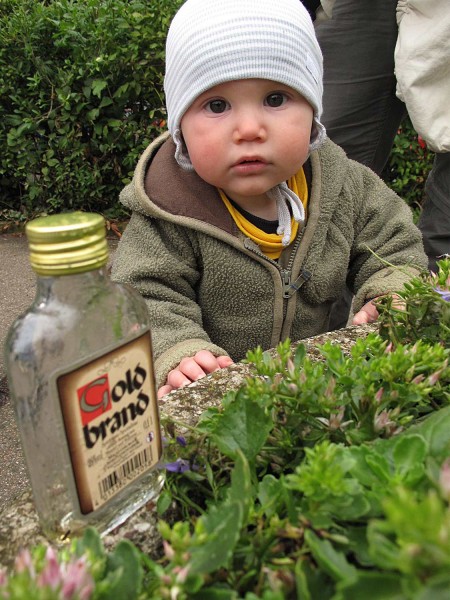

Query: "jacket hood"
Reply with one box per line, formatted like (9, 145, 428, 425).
(120, 132, 235, 235)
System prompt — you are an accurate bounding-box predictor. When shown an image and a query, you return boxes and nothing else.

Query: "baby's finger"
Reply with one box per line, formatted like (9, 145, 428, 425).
(166, 366, 196, 388)
(194, 350, 224, 373)
(217, 355, 234, 368)
(157, 384, 174, 399)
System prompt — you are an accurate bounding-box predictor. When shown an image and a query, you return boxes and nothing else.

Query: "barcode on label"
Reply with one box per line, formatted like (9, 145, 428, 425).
(99, 447, 153, 499)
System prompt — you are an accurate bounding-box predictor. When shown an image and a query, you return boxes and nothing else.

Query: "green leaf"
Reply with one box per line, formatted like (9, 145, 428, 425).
(344, 527, 374, 568)
(189, 501, 244, 575)
(229, 449, 253, 522)
(258, 475, 285, 518)
(415, 573, 450, 600)
(304, 530, 357, 583)
(392, 434, 427, 483)
(366, 520, 401, 571)
(96, 540, 143, 600)
(294, 342, 307, 367)
(330, 493, 371, 520)
(87, 107, 100, 121)
(99, 96, 113, 108)
(294, 559, 312, 600)
(107, 118, 122, 128)
(208, 397, 273, 460)
(75, 526, 105, 558)
(92, 78, 108, 97)
(156, 489, 172, 516)
(334, 571, 404, 600)
(113, 82, 129, 98)
(191, 588, 238, 599)
(365, 453, 391, 484)
(410, 406, 450, 459)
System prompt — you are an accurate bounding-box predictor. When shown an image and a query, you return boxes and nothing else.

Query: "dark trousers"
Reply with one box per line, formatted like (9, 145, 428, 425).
(419, 153, 450, 272)
(314, 0, 449, 328)
(315, 0, 405, 177)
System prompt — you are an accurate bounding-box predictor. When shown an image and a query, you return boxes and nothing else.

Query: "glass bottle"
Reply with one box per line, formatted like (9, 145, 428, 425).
(4, 212, 163, 542)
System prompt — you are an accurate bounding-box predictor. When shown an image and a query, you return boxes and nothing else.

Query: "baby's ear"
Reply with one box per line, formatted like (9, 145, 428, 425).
(309, 118, 326, 152)
(173, 129, 195, 171)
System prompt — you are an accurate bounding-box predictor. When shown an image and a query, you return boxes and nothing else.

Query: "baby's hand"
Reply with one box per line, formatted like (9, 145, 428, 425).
(352, 294, 403, 326)
(157, 350, 234, 399)
(352, 299, 380, 325)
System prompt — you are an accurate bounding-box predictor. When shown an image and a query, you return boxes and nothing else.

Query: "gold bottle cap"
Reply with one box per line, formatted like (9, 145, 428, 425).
(26, 212, 109, 276)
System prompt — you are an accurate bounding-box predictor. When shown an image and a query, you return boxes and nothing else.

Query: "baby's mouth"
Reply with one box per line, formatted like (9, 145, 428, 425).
(231, 158, 269, 175)
(235, 157, 266, 166)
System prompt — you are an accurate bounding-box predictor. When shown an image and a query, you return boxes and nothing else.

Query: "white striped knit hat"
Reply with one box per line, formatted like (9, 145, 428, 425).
(164, 0, 326, 171)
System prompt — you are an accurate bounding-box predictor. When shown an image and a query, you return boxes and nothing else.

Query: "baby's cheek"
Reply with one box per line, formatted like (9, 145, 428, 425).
(284, 140, 310, 172)
(189, 146, 221, 183)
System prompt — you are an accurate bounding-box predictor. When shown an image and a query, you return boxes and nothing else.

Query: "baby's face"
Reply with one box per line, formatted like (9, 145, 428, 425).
(180, 79, 314, 209)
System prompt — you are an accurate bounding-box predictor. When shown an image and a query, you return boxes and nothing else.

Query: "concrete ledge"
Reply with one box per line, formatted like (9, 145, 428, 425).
(0, 323, 376, 569)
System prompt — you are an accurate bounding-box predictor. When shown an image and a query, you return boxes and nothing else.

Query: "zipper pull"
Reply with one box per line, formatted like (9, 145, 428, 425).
(281, 270, 292, 299)
(281, 268, 311, 299)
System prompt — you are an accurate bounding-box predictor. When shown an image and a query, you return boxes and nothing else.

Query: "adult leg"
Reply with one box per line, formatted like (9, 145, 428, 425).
(315, 0, 405, 175)
(315, 0, 405, 329)
(418, 153, 450, 272)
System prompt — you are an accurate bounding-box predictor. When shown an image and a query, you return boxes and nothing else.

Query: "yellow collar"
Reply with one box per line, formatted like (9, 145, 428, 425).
(219, 168, 308, 259)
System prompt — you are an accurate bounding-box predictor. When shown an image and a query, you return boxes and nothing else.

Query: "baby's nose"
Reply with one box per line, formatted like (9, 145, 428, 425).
(233, 110, 267, 142)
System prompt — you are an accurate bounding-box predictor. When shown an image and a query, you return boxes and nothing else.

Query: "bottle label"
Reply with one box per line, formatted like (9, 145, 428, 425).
(57, 331, 162, 514)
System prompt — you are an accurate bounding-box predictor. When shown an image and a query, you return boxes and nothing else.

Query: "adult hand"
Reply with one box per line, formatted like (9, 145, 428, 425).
(157, 350, 234, 399)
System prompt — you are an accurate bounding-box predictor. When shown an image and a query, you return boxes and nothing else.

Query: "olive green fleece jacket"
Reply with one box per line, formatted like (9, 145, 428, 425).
(111, 132, 427, 388)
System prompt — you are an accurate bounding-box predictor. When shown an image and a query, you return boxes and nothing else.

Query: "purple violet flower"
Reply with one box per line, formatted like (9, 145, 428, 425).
(434, 287, 450, 301)
(164, 458, 191, 473)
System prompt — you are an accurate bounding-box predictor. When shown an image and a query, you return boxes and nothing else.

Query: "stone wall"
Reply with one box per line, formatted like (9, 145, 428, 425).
(0, 323, 376, 570)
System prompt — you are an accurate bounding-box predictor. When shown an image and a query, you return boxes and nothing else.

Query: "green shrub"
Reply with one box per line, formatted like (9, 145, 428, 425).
(1, 268, 449, 598)
(0, 0, 182, 220)
(382, 117, 435, 219)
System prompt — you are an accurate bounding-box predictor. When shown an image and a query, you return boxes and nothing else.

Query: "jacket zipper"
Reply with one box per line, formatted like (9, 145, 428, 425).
(243, 233, 311, 334)
(243, 231, 311, 300)
(279, 231, 311, 298)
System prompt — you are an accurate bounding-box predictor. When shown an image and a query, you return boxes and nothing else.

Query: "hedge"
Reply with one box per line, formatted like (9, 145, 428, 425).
(0, 0, 182, 220)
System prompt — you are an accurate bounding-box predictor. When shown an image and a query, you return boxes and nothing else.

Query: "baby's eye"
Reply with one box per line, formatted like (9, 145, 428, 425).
(265, 93, 287, 108)
(205, 99, 229, 114)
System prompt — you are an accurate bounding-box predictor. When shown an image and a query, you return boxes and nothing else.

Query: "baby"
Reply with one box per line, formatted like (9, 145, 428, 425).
(112, 0, 427, 397)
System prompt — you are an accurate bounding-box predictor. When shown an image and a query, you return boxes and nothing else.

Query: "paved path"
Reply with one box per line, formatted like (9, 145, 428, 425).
(0, 233, 118, 509)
